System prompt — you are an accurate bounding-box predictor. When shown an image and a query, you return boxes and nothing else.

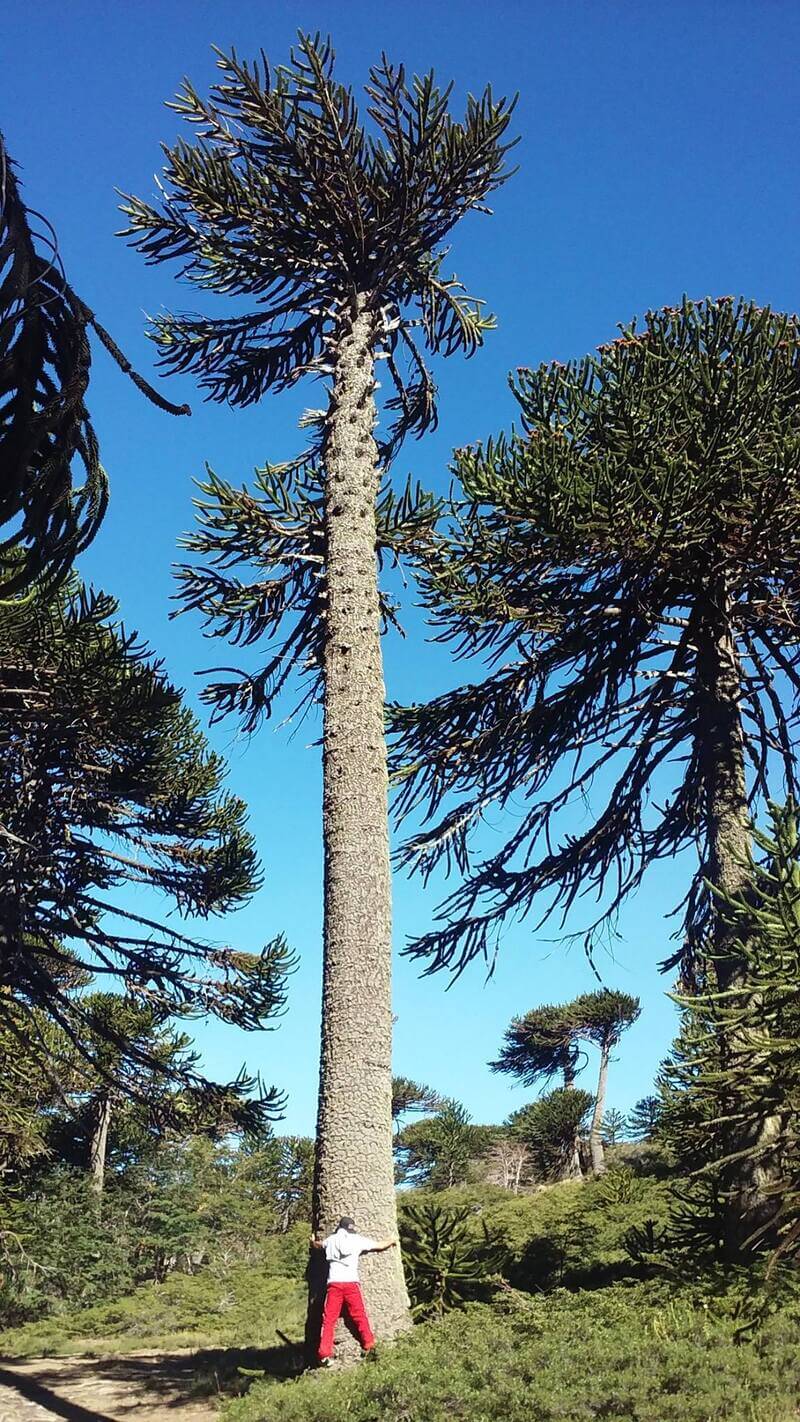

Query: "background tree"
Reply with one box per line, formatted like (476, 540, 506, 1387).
(482, 1132, 531, 1193)
(0, 576, 290, 1122)
(508, 1089, 594, 1183)
(0, 131, 186, 596)
(627, 1096, 662, 1142)
(396, 1099, 494, 1190)
(491, 1003, 580, 1089)
(392, 1076, 444, 1130)
(493, 990, 639, 1173)
(44, 993, 205, 1196)
(600, 1108, 627, 1149)
(122, 34, 515, 1354)
(391, 297, 800, 1000)
(571, 990, 640, 1173)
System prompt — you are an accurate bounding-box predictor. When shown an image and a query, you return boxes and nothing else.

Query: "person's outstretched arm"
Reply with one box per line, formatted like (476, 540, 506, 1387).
(310, 1235, 325, 1249)
(367, 1238, 397, 1252)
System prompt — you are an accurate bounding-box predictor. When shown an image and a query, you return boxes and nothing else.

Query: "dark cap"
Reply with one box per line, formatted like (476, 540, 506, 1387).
(337, 1216, 356, 1232)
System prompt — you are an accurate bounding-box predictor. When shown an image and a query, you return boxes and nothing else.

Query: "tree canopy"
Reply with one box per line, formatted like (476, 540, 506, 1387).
(0, 577, 291, 1125)
(121, 34, 516, 446)
(391, 298, 800, 978)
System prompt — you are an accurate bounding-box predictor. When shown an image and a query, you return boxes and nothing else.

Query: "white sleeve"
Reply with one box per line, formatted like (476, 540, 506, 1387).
(356, 1234, 379, 1253)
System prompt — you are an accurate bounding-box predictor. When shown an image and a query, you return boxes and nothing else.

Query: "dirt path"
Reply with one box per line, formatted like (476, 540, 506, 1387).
(0, 1354, 218, 1422)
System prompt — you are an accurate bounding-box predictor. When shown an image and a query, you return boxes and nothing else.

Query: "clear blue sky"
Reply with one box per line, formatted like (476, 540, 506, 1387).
(5, 1, 799, 1132)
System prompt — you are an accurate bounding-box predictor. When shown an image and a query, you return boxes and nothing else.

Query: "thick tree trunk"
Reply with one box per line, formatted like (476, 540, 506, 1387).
(696, 588, 752, 980)
(588, 1043, 609, 1175)
(88, 1093, 111, 1196)
(306, 295, 410, 1363)
(696, 585, 783, 1253)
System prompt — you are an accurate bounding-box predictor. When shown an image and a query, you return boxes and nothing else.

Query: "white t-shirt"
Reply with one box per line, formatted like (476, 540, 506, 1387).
(323, 1228, 378, 1283)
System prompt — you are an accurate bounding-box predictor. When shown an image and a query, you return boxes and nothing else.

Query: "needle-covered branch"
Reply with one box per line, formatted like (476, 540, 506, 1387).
(0, 577, 292, 1129)
(391, 298, 800, 978)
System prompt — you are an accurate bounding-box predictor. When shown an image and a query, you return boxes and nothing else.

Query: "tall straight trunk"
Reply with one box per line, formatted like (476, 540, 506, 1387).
(306, 295, 410, 1361)
(588, 1042, 609, 1175)
(696, 584, 783, 1252)
(88, 1092, 111, 1196)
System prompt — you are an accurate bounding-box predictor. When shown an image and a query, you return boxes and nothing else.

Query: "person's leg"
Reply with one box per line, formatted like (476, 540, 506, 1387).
(341, 1283, 376, 1351)
(318, 1284, 345, 1360)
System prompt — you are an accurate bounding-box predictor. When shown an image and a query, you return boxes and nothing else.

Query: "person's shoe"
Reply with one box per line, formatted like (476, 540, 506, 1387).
(318, 1357, 333, 1368)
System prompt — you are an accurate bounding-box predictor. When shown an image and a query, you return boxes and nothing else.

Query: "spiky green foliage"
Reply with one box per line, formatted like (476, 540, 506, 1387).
(628, 1096, 662, 1141)
(491, 1002, 580, 1088)
(121, 35, 515, 440)
(396, 1100, 494, 1190)
(0, 133, 187, 597)
(570, 989, 641, 1053)
(660, 800, 800, 1260)
(0, 578, 291, 1126)
(399, 1201, 508, 1318)
(390, 298, 800, 977)
(508, 1088, 594, 1181)
(391, 1075, 443, 1124)
(177, 462, 440, 727)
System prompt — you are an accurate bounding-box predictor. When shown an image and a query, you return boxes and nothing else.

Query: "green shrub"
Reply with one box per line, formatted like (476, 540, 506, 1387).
(400, 1202, 508, 1317)
(0, 1257, 306, 1357)
(0, 1170, 133, 1325)
(224, 1282, 800, 1422)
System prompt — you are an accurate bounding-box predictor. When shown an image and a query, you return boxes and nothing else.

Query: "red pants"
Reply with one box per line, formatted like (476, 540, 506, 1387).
(318, 1281, 375, 1359)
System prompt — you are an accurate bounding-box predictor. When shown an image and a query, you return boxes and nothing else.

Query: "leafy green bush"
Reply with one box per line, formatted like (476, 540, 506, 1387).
(407, 1173, 674, 1292)
(224, 1282, 800, 1422)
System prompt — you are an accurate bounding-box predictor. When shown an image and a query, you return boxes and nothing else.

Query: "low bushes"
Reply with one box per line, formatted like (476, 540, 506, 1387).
(224, 1282, 800, 1422)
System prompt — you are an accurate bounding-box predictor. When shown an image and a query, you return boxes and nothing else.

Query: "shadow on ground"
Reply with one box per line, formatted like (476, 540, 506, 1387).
(0, 1340, 306, 1419)
(0, 1364, 116, 1422)
(184, 1338, 307, 1399)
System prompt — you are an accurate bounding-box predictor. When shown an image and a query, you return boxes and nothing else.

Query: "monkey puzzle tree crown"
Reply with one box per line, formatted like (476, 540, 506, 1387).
(121, 34, 516, 447)
(491, 1003, 580, 1087)
(391, 297, 800, 976)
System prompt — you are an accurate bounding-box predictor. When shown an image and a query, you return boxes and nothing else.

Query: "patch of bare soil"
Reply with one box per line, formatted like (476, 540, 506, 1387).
(0, 1353, 218, 1422)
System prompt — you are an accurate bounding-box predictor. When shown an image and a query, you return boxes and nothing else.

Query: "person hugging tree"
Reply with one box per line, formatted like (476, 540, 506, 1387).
(311, 1216, 397, 1364)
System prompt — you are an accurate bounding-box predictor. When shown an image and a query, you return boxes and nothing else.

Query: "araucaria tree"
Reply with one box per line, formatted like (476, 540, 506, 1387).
(393, 298, 800, 983)
(661, 800, 800, 1259)
(493, 989, 639, 1173)
(392, 297, 800, 1223)
(122, 35, 515, 1351)
(0, 578, 290, 1126)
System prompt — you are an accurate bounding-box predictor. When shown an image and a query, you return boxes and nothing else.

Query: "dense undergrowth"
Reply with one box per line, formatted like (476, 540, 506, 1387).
(227, 1285, 800, 1422)
(1, 1170, 798, 1420)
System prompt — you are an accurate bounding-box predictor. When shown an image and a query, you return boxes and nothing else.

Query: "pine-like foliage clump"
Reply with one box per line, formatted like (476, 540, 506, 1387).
(0, 577, 291, 1125)
(391, 298, 800, 978)
(660, 800, 800, 1261)
(399, 1201, 508, 1317)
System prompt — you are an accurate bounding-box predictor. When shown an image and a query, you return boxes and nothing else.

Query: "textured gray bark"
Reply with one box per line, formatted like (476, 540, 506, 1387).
(307, 296, 410, 1361)
(697, 588, 752, 983)
(588, 1044, 609, 1175)
(88, 1093, 111, 1196)
(696, 586, 783, 1249)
